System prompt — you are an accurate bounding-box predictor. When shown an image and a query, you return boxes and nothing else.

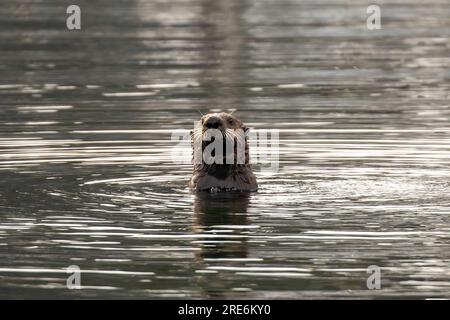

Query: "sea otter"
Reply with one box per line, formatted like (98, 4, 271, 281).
(189, 112, 258, 192)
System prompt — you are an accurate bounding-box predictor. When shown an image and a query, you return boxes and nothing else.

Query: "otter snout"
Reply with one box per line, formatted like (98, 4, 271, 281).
(203, 116, 223, 129)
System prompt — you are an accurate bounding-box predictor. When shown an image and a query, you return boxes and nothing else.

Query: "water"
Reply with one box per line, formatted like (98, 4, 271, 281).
(1, 0, 450, 299)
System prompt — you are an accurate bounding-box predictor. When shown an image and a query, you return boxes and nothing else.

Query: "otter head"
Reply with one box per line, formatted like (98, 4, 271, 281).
(189, 112, 257, 192)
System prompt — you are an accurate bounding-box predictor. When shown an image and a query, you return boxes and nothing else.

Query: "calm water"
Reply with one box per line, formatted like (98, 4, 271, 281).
(0, 0, 450, 299)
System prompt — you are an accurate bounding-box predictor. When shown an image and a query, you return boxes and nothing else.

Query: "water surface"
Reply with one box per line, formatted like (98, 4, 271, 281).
(0, 0, 450, 298)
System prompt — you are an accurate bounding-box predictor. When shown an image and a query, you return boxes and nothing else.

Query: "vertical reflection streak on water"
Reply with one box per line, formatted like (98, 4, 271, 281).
(192, 192, 252, 298)
(0, 0, 449, 298)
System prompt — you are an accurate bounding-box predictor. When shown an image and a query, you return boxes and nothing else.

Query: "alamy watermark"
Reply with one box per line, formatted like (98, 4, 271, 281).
(66, 5, 81, 30)
(65, 4, 381, 31)
(171, 124, 279, 173)
(366, 5, 381, 30)
(66, 265, 81, 289)
(65, 5, 382, 33)
(366, 265, 381, 290)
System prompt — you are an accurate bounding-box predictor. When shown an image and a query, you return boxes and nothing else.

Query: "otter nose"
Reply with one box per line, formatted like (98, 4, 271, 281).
(204, 116, 222, 129)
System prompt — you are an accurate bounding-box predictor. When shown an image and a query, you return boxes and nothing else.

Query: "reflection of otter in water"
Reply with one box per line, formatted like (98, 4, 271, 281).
(189, 113, 257, 192)
(193, 192, 252, 299)
(193, 192, 250, 259)
(192, 192, 251, 298)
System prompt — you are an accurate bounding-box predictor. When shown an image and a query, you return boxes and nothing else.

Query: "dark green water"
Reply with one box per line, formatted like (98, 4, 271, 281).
(0, 0, 449, 298)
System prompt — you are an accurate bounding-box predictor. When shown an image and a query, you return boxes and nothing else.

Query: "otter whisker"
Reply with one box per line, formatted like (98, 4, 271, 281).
(225, 128, 236, 138)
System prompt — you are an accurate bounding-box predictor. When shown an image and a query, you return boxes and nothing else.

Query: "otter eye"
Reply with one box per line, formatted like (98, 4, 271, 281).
(228, 119, 233, 125)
